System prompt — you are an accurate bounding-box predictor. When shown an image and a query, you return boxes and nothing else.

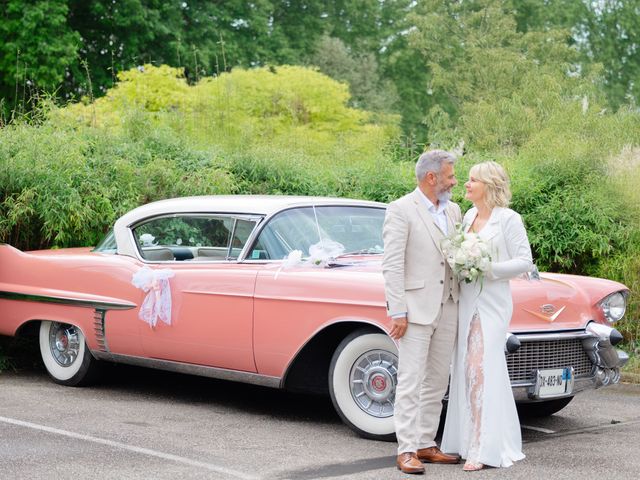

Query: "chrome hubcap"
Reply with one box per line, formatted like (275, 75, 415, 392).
(349, 349, 398, 418)
(49, 322, 80, 367)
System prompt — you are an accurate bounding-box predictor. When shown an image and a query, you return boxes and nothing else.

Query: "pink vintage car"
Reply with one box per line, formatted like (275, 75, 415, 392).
(0, 195, 630, 440)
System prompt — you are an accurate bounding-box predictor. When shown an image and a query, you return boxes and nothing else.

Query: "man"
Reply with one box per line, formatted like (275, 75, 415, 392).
(382, 149, 462, 474)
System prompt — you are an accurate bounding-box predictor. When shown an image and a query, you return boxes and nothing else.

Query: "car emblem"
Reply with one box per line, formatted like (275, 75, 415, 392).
(371, 375, 387, 392)
(524, 304, 566, 322)
(540, 304, 556, 315)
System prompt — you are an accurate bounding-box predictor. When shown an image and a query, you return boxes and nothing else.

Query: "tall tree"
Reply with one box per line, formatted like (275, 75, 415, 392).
(309, 35, 398, 112)
(65, 1, 281, 95)
(575, 1, 640, 108)
(406, 0, 580, 148)
(510, 0, 640, 108)
(0, 1, 80, 112)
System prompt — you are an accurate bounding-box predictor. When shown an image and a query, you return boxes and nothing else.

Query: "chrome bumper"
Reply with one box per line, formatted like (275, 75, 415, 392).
(509, 323, 628, 403)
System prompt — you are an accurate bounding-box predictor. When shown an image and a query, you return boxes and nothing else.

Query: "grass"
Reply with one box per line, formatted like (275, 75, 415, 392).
(621, 347, 640, 383)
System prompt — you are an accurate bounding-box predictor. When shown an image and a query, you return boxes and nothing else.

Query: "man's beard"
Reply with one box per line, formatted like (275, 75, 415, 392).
(437, 189, 452, 203)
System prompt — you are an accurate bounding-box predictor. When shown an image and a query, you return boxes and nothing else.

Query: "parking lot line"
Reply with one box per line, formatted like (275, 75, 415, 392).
(0, 415, 259, 480)
(520, 425, 556, 434)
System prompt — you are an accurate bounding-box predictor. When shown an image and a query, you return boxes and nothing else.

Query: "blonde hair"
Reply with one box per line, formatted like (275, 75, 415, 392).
(469, 161, 511, 208)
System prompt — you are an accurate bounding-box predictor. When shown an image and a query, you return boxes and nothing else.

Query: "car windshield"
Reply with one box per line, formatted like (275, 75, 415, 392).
(93, 229, 117, 254)
(248, 205, 385, 260)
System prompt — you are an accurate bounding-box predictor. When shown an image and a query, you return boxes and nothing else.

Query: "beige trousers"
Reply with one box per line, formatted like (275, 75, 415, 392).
(395, 297, 458, 454)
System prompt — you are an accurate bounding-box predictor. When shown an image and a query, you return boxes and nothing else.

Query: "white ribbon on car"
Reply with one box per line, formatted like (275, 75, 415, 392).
(131, 266, 175, 328)
(274, 239, 345, 280)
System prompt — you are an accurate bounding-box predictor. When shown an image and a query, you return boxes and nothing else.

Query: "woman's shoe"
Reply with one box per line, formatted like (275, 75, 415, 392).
(463, 461, 484, 471)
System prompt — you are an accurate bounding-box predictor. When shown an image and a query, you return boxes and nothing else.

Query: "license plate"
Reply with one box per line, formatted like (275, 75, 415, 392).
(534, 368, 573, 398)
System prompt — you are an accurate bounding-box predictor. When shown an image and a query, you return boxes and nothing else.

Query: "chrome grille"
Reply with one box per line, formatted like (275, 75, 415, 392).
(506, 338, 593, 382)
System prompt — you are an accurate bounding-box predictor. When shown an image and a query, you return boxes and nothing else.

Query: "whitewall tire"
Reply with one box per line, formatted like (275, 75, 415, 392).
(329, 330, 398, 441)
(39, 321, 99, 386)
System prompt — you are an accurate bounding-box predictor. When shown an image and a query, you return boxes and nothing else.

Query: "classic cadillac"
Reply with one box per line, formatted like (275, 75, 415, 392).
(0, 195, 630, 440)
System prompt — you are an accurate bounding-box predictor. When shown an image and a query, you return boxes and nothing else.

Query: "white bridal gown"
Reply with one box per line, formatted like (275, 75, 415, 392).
(441, 206, 533, 468)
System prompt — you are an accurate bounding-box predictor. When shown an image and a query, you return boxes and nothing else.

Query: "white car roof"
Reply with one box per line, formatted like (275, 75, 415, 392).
(114, 195, 386, 258)
(116, 195, 385, 226)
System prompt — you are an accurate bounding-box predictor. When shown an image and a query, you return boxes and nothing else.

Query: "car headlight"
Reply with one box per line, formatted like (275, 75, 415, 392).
(599, 291, 627, 323)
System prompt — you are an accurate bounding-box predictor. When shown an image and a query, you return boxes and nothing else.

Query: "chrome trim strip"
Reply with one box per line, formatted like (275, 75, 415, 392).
(0, 290, 136, 311)
(91, 352, 281, 389)
(183, 290, 253, 298)
(254, 294, 386, 308)
(514, 331, 592, 342)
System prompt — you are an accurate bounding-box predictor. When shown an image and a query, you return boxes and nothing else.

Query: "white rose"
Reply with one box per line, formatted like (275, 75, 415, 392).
(454, 249, 468, 265)
(479, 257, 491, 271)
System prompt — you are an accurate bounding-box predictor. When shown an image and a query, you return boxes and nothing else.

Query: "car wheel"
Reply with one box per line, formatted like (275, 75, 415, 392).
(329, 329, 398, 441)
(39, 321, 99, 386)
(518, 396, 574, 417)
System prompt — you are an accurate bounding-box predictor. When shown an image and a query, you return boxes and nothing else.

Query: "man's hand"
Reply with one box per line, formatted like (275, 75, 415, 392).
(389, 315, 408, 340)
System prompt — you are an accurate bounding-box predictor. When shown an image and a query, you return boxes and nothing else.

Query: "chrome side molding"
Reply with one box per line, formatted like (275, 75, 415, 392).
(91, 351, 282, 389)
(0, 290, 136, 311)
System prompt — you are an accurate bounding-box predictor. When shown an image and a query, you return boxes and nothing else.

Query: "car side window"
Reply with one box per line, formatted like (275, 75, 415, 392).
(132, 215, 257, 262)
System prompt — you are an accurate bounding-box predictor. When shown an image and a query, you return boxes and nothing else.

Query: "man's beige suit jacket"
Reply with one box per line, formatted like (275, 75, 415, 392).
(382, 189, 462, 324)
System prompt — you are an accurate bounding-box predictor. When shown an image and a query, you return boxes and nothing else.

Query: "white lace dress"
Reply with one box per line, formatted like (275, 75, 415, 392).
(441, 207, 532, 468)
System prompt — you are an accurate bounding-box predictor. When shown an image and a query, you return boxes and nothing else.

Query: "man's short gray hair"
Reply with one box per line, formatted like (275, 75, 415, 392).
(415, 149, 457, 181)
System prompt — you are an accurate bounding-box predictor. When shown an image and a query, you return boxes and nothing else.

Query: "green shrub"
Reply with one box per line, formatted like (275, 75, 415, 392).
(0, 114, 236, 250)
(1, 65, 403, 250)
(1, 62, 638, 348)
(597, 245, 640, 343)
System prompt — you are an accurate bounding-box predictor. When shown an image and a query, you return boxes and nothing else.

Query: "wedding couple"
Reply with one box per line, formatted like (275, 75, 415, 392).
(382, 149, 533, 473)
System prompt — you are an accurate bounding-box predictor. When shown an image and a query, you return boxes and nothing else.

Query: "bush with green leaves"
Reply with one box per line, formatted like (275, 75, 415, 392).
(0, 117, 236, 250)
(406, 1, 640, 340)
(1, 65, 404, 251)
(1, 62, 638, 345)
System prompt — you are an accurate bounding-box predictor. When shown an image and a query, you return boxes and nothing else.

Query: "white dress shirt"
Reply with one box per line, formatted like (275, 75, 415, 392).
(416, 188, 449, 235)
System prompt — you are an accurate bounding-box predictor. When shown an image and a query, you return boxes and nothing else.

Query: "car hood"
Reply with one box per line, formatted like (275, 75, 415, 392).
(509, 273, 627, 332)
(302, 260, 627, 332)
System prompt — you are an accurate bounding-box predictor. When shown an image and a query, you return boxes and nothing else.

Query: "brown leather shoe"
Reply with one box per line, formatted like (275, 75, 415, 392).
(417, 446, 461, 464)
(397, 452, 425, 474)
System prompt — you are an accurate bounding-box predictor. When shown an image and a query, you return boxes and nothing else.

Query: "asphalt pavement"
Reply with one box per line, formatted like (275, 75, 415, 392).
(1, 364, 639, 480)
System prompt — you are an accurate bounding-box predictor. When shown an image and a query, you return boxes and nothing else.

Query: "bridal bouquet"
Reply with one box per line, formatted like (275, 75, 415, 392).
(441, 224, 492, 284)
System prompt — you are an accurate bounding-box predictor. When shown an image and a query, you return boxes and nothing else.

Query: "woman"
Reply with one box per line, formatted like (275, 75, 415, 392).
(441, 161, 533, 471)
